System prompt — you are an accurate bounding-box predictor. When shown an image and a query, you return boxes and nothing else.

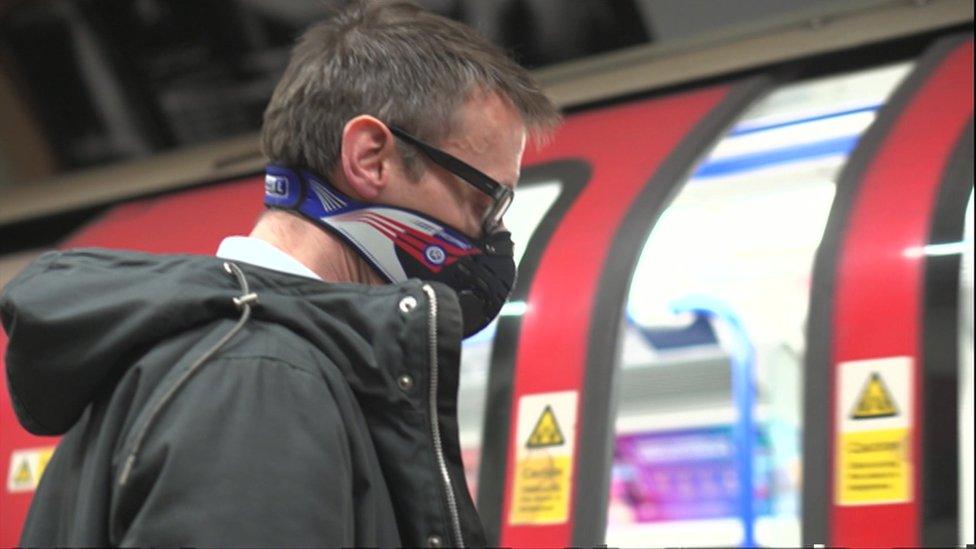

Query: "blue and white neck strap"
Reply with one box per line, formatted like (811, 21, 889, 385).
(263, 165, 479, 283)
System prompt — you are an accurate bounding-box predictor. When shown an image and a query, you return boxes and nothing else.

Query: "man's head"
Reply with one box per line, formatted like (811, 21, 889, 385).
(256, 1, 559, 333)
(261, 0, 560, 237)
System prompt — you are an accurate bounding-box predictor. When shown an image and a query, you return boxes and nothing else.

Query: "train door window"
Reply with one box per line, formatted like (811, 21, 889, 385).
(607, 61, 914, 547)
(457, 179, 563, 500)
(960, 189, 974, 545)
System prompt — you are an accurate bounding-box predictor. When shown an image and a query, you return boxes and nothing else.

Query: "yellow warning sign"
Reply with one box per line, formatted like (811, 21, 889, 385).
(510, 391, 577, 525)
(511, 455, 573, 523)
(851, 372, 899, 419)
(526, 405, 565, 448)
(837, 428, 911, 505)
(6, 447, 55, 493)
(835, 357, 913, 506)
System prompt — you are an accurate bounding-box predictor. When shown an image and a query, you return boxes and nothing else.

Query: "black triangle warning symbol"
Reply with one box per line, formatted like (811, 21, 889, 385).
(851, 372, 899, 419)
(526, 405, 565, 448)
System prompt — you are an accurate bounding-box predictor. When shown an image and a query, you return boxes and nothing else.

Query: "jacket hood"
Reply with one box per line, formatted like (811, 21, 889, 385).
(0, 248, 459, 436)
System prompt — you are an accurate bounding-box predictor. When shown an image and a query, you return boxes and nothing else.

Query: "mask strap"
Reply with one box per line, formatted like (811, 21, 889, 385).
(263, 165, 306, 209)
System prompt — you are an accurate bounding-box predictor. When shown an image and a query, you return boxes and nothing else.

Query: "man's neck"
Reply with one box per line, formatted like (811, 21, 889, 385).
(249, 210, 384, 285)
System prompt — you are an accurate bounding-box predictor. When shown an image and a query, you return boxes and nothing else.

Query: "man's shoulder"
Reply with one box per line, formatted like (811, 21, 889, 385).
(215, 318, 335, 379)
(125, 319, 348, 442)
(129, 315, 338, 409)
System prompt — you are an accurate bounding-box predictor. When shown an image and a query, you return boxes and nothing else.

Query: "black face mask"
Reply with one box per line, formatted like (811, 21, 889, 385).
(263, 165, 517, 337)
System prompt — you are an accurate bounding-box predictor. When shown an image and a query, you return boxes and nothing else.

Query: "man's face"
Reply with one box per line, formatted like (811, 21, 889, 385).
(389, 92, 528, 238)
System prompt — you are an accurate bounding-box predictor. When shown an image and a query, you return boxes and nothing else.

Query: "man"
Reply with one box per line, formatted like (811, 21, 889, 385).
(0, 1, 559, 546)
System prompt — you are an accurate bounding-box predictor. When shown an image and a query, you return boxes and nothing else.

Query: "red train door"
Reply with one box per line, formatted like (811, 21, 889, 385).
(475, 78, 770, 547)
(802, 35, 973, 548)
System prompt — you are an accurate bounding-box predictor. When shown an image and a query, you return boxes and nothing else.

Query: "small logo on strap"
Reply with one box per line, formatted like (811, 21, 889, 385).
(265, 175, 289, 197)
(425, 245, 446, 265)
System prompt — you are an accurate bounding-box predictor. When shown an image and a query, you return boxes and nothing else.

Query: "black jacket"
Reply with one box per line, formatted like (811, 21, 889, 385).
(0, 249, 486, 547)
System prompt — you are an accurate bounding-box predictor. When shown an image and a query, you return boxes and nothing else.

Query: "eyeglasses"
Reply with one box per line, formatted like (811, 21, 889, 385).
(388, 124, 513, 236)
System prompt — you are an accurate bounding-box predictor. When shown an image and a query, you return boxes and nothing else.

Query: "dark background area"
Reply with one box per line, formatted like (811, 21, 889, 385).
(0, 0, 649, 174)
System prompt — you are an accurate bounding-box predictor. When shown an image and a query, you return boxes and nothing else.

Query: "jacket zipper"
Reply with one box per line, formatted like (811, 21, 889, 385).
(421, 284, 465, 548)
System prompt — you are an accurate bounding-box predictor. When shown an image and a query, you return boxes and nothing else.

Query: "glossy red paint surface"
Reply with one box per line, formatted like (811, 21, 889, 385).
(829, 39, 973, 547)
(0, 342, 37, 545)
(499, 85, 731, 546)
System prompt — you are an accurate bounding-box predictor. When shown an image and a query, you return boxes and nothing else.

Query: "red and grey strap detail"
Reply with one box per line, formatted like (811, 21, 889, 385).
(263, 165, 480, 283)
(333, 210, 477, 274)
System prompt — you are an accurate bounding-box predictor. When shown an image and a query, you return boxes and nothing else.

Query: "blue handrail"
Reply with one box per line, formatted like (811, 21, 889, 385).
(671, 295, 758, 548)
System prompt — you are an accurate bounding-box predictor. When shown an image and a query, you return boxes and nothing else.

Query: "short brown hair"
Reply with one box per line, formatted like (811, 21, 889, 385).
(261, 0, 560, 178)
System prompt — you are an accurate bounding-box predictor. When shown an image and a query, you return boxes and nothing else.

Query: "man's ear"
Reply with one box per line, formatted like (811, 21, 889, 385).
(339, 115, 396, 200)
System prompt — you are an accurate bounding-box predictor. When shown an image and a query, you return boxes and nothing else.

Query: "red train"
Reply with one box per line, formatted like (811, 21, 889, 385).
(1, 6, 972, 547)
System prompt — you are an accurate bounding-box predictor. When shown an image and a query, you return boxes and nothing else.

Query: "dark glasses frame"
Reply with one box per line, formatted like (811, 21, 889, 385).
(388, 124, 513, 235)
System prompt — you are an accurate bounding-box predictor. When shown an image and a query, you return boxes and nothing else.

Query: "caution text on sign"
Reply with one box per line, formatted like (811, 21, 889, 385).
(838, 428, 910, 504)
(835, 357, 912, 506)
(509, 391, 577, 525)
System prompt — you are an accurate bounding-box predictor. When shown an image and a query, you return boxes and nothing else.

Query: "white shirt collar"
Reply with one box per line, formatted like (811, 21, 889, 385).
(215, 236, 321, 281)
